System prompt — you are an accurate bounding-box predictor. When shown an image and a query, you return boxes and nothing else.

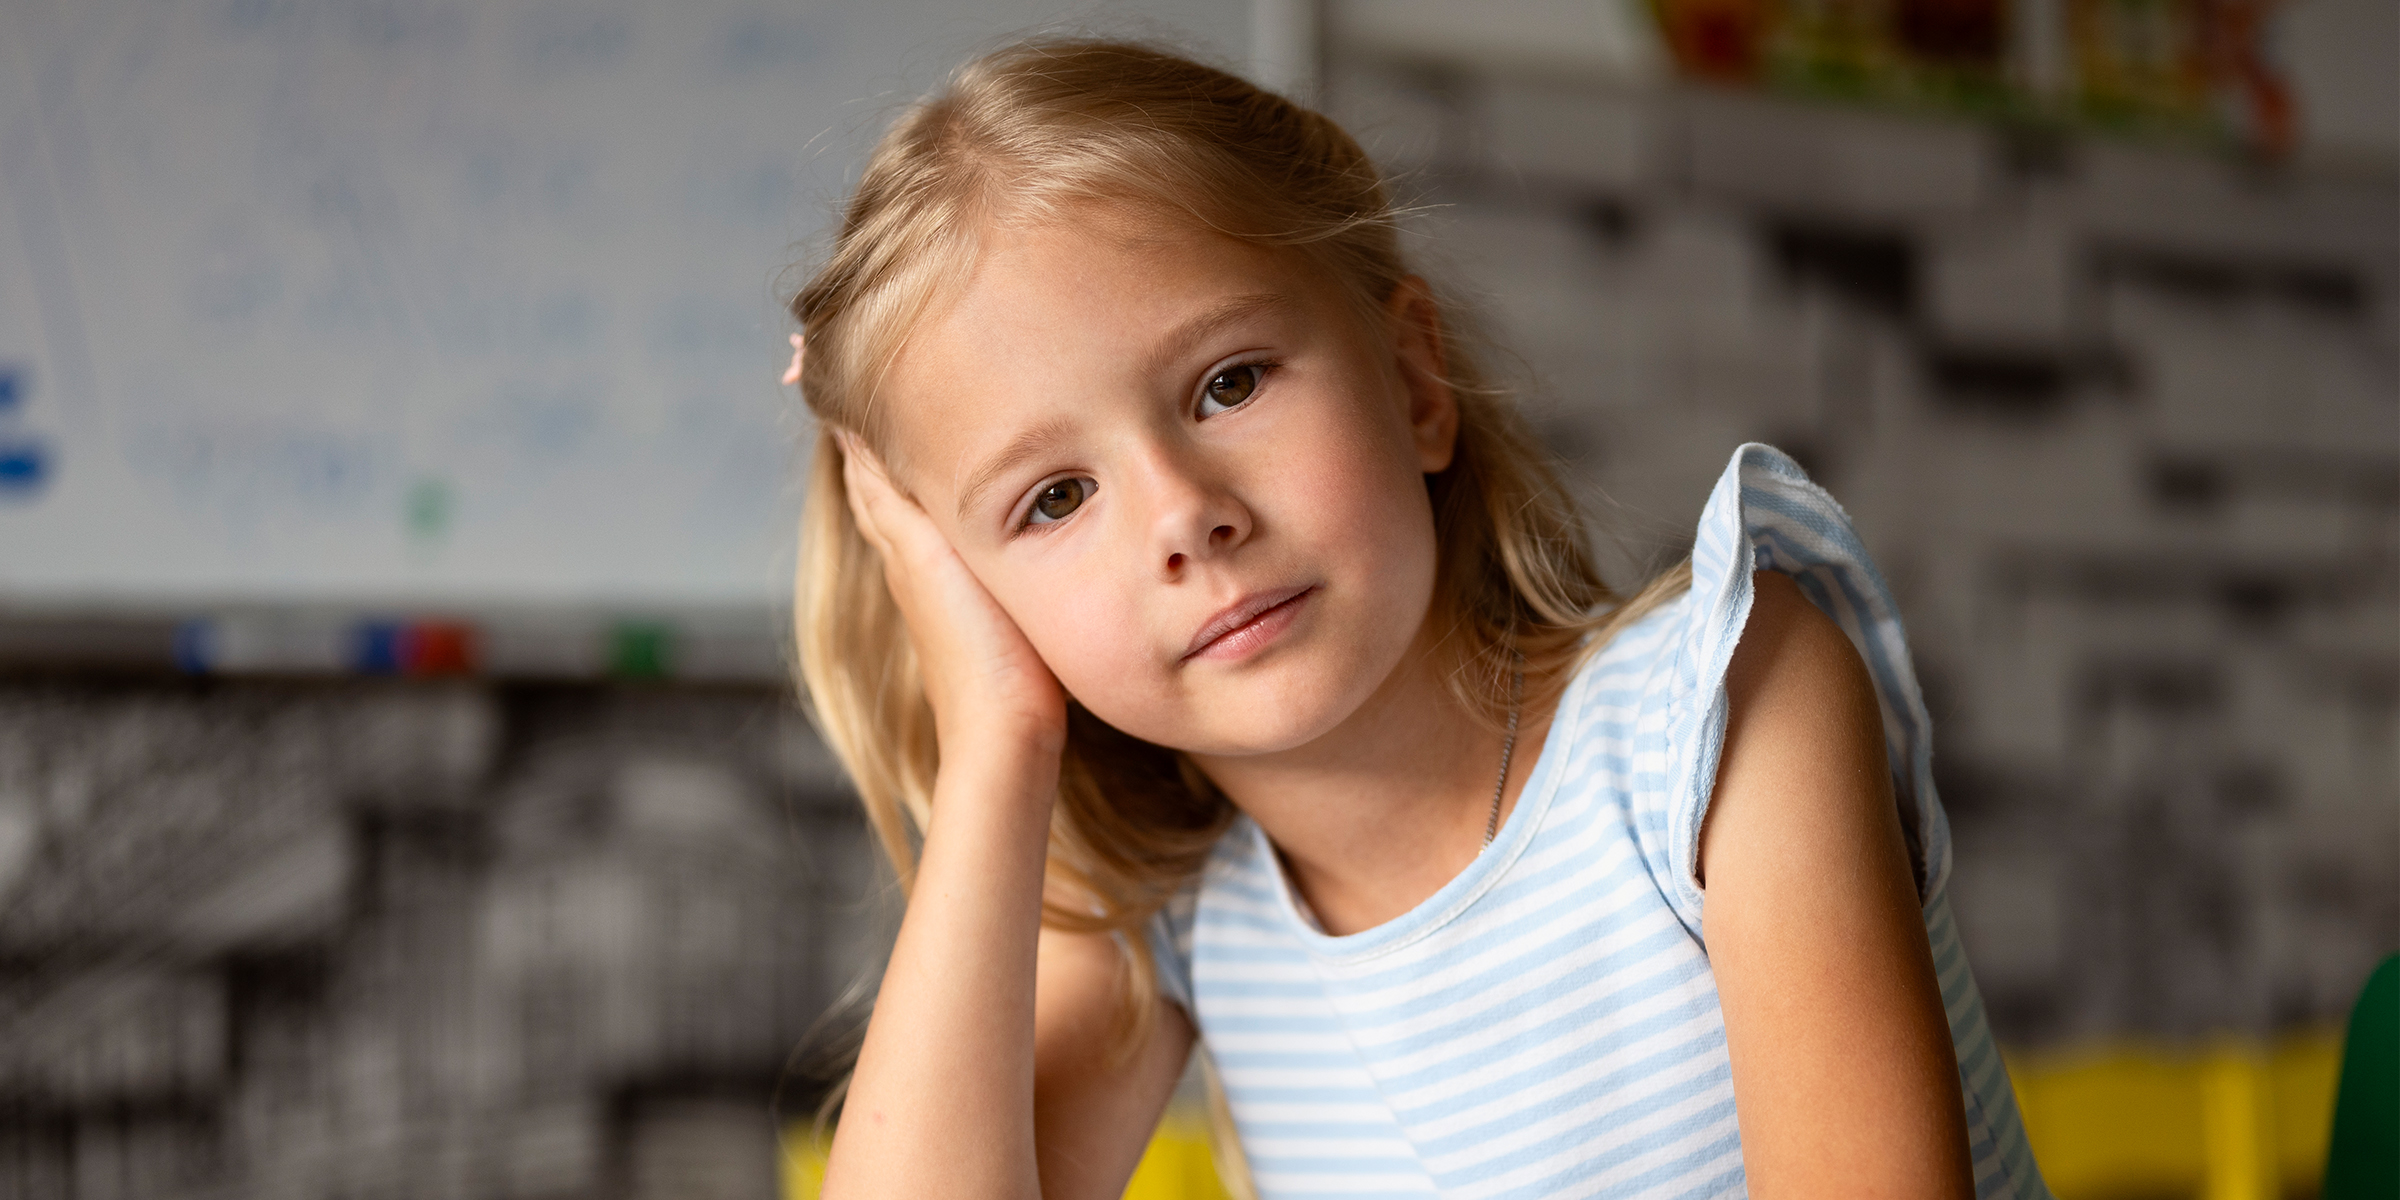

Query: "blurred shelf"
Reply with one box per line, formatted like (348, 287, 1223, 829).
(0, 604, 792, 684)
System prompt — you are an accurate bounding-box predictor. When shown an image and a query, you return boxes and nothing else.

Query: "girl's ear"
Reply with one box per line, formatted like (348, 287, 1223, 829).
(1387, 276, 1459, 474)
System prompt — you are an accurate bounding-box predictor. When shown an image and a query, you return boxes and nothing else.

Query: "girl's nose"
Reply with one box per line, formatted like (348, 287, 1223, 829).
(1139, 449, 1251, 577)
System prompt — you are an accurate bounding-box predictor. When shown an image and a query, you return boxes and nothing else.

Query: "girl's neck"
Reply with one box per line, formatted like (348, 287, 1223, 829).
(1190, 645, 1556, 937)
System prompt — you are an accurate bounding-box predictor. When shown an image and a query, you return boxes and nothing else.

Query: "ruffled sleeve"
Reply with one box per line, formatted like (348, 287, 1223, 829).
(1647, 443, 1953, 932)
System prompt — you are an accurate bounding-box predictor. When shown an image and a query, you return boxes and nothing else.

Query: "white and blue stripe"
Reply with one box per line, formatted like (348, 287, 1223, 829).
(1152, 444, 2051, 1199)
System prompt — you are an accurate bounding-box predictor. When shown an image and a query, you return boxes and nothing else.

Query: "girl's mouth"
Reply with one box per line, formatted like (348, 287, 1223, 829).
(1183, 585, 1315, 662)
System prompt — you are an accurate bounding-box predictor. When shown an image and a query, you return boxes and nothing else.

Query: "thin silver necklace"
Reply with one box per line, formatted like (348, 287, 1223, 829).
(1481, 663, 1524, 848)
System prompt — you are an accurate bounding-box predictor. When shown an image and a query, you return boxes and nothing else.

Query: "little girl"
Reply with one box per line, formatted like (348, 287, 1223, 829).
(783, 38, 2047, 1200)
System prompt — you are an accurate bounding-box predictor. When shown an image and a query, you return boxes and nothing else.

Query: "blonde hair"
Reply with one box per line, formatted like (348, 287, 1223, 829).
(785, 35, 1688, 1184)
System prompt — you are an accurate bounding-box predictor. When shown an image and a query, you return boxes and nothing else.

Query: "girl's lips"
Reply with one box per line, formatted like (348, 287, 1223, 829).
(1183, 585, 1315, 662)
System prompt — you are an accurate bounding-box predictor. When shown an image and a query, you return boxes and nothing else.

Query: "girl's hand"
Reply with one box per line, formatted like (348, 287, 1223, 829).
(836, 430, 1069, 757)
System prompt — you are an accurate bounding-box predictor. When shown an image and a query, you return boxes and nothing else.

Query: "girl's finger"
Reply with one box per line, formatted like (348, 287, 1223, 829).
(838, 429, 898, 497)
(836, 430, 938, 565)
(836, 435, 892, 554)
(842, 441, 963, 580)
(841, 460, 882, 551)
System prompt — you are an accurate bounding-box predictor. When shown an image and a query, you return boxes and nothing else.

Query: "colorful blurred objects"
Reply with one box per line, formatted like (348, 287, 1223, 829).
(2067, 0, 2217, 125)
(1651, 0, 1776, 82)
(1897, 0, 2008, 66)
(2068, 0, 2293, 149)
(1646, 0, 2298, 151)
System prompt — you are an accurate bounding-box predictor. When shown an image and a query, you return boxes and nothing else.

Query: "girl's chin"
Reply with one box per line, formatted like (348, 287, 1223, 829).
(1158, 688, 1376, 759)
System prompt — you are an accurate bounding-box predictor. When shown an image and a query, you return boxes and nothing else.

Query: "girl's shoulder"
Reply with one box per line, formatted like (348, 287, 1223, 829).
(1570, 444, 1880, 692)
(1561, 442, 1953, 933)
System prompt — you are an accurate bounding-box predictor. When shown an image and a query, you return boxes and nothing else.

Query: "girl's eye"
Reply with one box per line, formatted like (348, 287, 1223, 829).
(1027, 477, 1093, 525)
(1199, 363, 1265, 417)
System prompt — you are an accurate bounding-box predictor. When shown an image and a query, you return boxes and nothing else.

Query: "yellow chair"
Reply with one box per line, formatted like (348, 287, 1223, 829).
(2008, 1033, 2344, 1200)
(1120, 1113, 1235, 1200)
(782, 1109, 1231, 1200)
(786, 1034, 2349, 1200)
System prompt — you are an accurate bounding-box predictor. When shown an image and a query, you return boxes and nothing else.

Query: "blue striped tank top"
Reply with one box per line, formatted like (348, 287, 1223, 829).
(1149, 444, 2051, 1199)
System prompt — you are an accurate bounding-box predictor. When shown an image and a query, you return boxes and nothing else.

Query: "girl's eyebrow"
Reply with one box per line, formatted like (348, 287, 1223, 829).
(955, 415, 1076, 520)
(1140, 291, 1288, 379)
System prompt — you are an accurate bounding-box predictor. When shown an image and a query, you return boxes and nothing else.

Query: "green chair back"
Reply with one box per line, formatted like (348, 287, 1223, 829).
(2323, 953, 2398, 1200)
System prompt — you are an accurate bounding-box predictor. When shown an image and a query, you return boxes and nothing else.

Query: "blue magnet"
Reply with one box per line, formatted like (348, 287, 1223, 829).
(0, 438, 49, 497)
(351, 621, 404, 674)
(0, 367, 47, 499)
(173, 620, 215, 674)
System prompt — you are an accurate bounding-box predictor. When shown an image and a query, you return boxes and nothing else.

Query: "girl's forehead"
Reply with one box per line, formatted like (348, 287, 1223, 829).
(980, 204, 1273, 281)
(910, 213, 1322, 369)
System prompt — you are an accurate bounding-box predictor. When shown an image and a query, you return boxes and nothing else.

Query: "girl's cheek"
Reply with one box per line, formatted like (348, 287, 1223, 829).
(1002, 569, 1149, 695)
(1280, 422, 1421, 551)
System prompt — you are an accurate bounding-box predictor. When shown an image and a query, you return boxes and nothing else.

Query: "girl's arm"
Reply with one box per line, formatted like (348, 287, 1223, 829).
(822, 436, 1191, 1199)
(1033, 928, 1198, 1196)
(1700, 571, 1976, 1200)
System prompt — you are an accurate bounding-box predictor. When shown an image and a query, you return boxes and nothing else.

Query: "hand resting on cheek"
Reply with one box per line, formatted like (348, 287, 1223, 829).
(835, 429, 1069, 759)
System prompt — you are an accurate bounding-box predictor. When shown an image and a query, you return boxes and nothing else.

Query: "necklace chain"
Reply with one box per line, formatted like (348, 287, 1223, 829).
(1481, 664, 1524, 848)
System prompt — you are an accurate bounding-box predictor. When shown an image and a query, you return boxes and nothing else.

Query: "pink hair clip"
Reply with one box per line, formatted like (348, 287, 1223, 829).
(781, 332, 806, 386)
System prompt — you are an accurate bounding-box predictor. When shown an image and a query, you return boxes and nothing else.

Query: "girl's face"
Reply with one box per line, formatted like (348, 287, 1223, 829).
(879, 206, 1457, 757)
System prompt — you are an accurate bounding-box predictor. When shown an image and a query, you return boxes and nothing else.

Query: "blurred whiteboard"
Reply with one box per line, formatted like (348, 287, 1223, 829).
(0, 0, 1245, 609)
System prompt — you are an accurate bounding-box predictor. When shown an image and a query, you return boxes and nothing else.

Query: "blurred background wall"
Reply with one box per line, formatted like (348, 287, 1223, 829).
(0, 1, 2391, 1198)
